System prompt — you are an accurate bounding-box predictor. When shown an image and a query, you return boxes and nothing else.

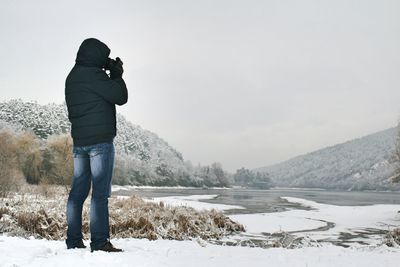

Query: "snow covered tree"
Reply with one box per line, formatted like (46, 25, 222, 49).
(390, 122, 400, 183)
(233, 168, 253, 186)
(233, 168, 272, 189)
(211, 162, 230, 187)
(113, 155, 130, 185)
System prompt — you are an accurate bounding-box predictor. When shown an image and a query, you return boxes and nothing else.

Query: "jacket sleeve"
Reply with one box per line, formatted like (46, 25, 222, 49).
(91, 69, 128, 105)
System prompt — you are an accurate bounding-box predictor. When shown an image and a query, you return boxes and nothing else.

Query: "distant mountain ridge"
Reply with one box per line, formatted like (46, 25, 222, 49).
(255, 128, 400, 191)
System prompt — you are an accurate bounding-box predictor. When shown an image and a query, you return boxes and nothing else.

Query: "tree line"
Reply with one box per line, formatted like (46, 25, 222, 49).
(0, 127, 273, 195)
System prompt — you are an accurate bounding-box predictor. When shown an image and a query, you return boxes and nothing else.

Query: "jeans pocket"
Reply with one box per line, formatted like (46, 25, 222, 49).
(89, 146, 104, 157)
(73, 147, 83, 158)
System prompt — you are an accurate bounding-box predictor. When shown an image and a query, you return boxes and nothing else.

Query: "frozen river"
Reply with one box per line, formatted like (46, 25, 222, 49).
(113, 186, 400, 247)
(112, 187, 400, 215)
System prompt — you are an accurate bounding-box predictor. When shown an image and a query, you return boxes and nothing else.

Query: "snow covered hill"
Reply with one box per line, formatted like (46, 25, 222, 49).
(0, 99, 186, 184)
(255, 128, 400, 191)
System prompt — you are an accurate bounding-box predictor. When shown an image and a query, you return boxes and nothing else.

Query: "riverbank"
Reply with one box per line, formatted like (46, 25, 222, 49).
(1, 186, 400, 266)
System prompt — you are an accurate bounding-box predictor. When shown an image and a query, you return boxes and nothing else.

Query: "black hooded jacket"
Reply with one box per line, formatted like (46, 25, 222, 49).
(65, 38, 128, 147)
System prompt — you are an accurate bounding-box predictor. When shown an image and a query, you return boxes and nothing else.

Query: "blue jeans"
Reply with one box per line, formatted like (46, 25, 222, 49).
(66, 141, 115, 249)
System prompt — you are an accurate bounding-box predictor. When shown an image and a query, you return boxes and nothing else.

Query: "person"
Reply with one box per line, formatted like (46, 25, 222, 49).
(64, 38, 128, 252)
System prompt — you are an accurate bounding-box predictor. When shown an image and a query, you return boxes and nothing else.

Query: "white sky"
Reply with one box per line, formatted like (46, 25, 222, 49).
(1, 0, 400, 172)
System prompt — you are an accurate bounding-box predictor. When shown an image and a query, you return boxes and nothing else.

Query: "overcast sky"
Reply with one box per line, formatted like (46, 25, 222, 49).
(1, 0, 400, 172)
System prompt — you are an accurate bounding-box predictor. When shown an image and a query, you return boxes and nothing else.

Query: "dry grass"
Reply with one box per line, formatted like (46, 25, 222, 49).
(109, 196, 244, 240)
(384, 228, 400, 247)
(0, 187, 244, 242)
(0, 207, 9, 220)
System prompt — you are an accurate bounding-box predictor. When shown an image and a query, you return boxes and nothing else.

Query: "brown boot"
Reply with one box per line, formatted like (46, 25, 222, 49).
(67, 240, 87, 249)
(91, 241, 123, 253)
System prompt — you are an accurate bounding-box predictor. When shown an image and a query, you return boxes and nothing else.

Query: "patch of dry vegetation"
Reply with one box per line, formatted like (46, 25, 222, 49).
(0, 127, 74, 193)
(109, 196, 244, 240)
(384, 228, 400, 247)
(0, 186, 244, 242)
(0, 130, 25, 197)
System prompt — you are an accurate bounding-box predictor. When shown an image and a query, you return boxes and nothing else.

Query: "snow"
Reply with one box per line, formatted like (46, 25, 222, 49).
(230, 197, 400, 245)
(229, 212, 327, 233)
(145, 194, 245, 211)
(1, 195, 400, 266)
(1, 235, 400, 267)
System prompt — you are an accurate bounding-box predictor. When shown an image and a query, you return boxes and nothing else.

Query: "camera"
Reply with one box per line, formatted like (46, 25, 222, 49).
(104, 57, 123, 71)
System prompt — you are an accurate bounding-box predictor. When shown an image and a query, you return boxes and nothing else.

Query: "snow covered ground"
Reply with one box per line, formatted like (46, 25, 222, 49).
(1, 195, 400, 266)
(229, 197, 400, 245)
(2, 235, 400, 267)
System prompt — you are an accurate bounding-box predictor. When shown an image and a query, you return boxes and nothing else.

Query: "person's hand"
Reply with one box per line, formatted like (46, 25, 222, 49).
(110, 57, 124, 79)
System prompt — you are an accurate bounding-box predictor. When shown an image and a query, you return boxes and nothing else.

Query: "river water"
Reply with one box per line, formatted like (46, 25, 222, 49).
(113, 187, 400, 215)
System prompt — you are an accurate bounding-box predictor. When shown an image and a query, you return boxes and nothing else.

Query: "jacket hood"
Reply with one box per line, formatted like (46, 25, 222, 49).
(75, 38, 110, 68)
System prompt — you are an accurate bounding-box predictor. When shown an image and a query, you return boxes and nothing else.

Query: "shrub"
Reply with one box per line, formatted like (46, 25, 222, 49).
(15, 132, 43, 184)
(41, 134, 73, 188)
(0, 130, 24, 196)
